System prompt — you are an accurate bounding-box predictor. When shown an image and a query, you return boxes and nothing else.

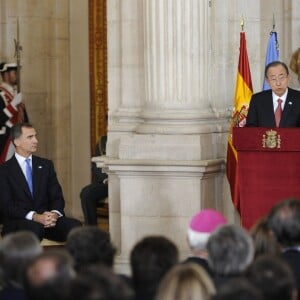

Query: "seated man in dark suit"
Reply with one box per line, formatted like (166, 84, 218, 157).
(246, 61, 300, 128)
(80, 136, 108, 225)
(0, 122, 81, 241)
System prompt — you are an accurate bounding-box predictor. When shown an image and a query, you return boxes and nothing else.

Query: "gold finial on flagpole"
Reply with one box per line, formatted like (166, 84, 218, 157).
(241, 16, 245, 31)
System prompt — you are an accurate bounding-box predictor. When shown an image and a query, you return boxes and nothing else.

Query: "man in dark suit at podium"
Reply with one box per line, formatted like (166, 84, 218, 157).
(246, 61, 300, 128)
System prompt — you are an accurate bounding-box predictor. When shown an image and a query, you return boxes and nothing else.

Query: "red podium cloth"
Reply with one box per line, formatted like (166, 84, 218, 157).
(232, 127, 300, 229)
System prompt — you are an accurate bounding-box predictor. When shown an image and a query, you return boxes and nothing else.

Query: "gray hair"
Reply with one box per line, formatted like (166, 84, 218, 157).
(207, 224, 254, 276)
(0, 231, 42, 287)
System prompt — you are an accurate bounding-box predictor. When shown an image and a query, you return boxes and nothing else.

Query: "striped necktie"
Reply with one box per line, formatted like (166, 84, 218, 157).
(275, 99, 283, 127)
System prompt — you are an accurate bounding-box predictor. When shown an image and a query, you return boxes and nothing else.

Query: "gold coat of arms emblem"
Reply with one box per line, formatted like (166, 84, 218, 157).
(262, 129, 281, 149)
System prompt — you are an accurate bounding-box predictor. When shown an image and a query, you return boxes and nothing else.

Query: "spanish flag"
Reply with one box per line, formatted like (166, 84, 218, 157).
(226, 31, 253, 211)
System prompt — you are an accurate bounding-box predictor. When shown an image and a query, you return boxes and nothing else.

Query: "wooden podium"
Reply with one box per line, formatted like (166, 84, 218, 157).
(233, 127, 300, 229)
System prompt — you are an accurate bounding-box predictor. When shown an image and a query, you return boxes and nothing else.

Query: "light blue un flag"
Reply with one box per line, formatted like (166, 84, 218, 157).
(263, 31, 279, 90)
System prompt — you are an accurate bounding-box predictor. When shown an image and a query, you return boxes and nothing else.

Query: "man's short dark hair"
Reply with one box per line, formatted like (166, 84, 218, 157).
(265, 61, 289, 77)
(66, 226, 116, 270)
(246, 254, 297, 300)
(69, 265, 134, 300)
(268, 198, 300, 247)
(10, 122, 34, 142)
(130, 235, 178, 297)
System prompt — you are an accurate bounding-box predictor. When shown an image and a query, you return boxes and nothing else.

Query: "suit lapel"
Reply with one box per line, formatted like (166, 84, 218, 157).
(32, 156, 43, 199)
(281, 89, 293, 126)
(265, 92, 277, 127)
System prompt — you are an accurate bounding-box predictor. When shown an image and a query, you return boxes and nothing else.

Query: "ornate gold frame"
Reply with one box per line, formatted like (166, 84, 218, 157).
(88, 0, 108, 154)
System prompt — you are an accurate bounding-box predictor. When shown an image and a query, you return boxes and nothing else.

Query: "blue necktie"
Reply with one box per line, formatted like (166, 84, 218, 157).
(25, 158, 33, 194)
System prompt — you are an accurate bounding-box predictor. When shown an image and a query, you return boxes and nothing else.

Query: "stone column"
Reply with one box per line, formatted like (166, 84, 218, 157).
(106, 0, 231, 274)
(143, 1, 209, 109)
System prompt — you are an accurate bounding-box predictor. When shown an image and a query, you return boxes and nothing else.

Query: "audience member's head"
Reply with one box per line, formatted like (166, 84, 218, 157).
(24, 249, 75, 300)
(267, 198, 300, 247)
(207, 224, 254, 277)
(66, 226, 116, 270)
(187, 209, 227, 255)
(250, 217, 281, 258)
(212, 277, 263, 300)
(246, 254, 297, 300)
(130, 235, 179, 300)
(156, 262, 216, 300)
(68, 264, 134, 300)
(0, 231, 42, 288)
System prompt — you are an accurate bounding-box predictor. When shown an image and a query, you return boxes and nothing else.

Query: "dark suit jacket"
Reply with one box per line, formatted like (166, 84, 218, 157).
(182, 256, 213, 277)
(281, 249, 300, 299)
(0, 155, 65, 222)
(0, 285, 25, 300)
(246, 88, 300, 127)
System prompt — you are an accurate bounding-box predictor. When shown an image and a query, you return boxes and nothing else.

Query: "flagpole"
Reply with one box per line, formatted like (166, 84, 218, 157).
(14, 18, 22, 93)
(262, 15, 279, 90)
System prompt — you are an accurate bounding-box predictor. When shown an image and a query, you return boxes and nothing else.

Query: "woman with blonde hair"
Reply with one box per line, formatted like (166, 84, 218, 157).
(156, 263, 216, 300)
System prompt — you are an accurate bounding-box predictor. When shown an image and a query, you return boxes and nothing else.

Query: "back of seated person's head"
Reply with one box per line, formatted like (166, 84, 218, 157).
(68, 264, 134, 300)
(24, 249, 75, 300)
(0, 230, 42, 288)
(66, 226, 116, 270)
(245, 254, 297, 300)
(156, 263, 216, 300)
(207, 224, 254, 277)
(250, 217, 281, 258)
(187, 209, 227, 253)
(267, 198, 300, 247)
(130, 235, 179, 296)
(212, 277, 263, 300)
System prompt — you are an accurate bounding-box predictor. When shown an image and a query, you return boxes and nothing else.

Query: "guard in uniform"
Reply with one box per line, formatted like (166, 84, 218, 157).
(0, 62, 28, 163)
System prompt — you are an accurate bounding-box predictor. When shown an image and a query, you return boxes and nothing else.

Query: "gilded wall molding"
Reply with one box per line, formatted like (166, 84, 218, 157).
(89, 0, 108, 153)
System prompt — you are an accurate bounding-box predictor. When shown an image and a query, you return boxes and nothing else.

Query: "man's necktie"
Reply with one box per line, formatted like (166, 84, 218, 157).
(275, 99, 283, 127)
(25, 158, 33, 194)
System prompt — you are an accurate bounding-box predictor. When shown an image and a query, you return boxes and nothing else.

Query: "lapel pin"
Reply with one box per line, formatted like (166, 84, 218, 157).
(38, 166, 42, 169)
(288, 101, 293, 105)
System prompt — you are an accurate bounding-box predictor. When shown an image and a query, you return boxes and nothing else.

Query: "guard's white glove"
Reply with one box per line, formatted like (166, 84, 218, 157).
(11, 93, 22, 107)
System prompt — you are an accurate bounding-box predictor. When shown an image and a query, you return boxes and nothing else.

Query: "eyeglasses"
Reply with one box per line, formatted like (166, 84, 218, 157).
(268, 75, 288, 83)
